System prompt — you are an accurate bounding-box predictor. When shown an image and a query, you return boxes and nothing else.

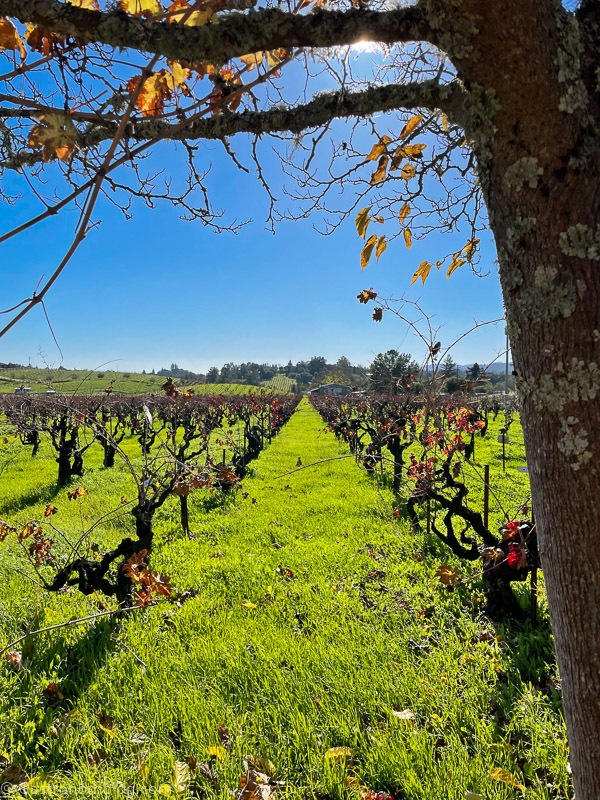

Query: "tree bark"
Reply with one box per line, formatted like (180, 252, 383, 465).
(452, 1, 600, 794)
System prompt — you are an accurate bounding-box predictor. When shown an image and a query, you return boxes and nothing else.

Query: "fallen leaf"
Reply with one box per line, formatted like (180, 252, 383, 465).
(325, 746, 356, 763)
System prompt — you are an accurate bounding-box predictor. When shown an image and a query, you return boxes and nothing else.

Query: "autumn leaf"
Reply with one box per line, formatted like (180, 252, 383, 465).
(25, 24, 65, 55)
(243, 755, 276, 776)
(43, 681, 64, 702)
(0, 18, 26, 58)
(461, 237, 480, 262)
(400, 164, 416, 181)
(68, 486, 88, 500)
(400, 114, 423, 139)
(372, 307, 383, 322)
(446, 256, 465, 278)
(436, 565, 459, 586)
(167, 0, 214, 26)
(357, 288, 377, 304)
(120, 0, 161, 15)
(325, 747, 356, 763)
(0, 519, 17, 541)
(403, 229, 412, 249)
(19, 522, 41, 541)
(411, 260, 432, 285)
(392, 708, 415, 721)
(28, 113, 77, 162)
(360, 234, 377, 268)
(265, 48, 288, 68)
(239, 51, 263, 70)
(173, 760, 191, 794)
(399, 202, 411, 223)
(366, 135, 392, 162)
(355, 206, 371, 239)
(441, 113, 449, 132)
(491, 767, 525, 791)
(370, 155, 388, 185)
(401, 143, 427, 158)
(375, 235, 387, 260)
(44, 504, 58, 517)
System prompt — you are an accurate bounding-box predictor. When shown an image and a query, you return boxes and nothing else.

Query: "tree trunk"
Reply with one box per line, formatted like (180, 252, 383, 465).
(452, 2, 600, 794)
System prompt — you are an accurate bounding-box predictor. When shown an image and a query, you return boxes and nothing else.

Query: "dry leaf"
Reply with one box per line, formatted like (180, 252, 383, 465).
(400, 164, 416, 181)
(399, 202, 411, 223)
(375, 235, 387, 260)
(355, 206, 371, 239)
(28, 113, 77, 162)
(0, 17, 26, 58)
(491, 767, 525, 791)
(411, 260, 432, 285)
(120, 0, 161, 15)
(436, 565, 459, 586)
(360, 234, 377, 269)
(325, 746, 356, 763)
(403, 229, 412, 249)
(400, 114, 423, 139)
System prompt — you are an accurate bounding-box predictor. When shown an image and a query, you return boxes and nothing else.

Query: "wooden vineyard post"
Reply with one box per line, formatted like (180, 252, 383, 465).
(483, 464, 490, 531)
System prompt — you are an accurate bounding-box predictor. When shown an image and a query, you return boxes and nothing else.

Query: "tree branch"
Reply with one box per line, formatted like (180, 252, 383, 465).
(0, 1, 434, 64)
(2, 79, 468, 170)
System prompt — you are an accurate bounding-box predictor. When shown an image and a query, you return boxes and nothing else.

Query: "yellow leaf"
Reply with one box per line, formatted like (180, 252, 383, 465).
(208, 746, 226, 761)
(370, 155, 388, 185)
(28, 113, 77, 162)
(400, 164, 416, 181)
(239, 52, 263, 70)
(366, 135, 392, 162)
(411, 260, 432, 285)
(375, 236, 387, 260)
(446, 257, 466, 278)
(360, 234, 377, 269)
(399, 202, 411, 223)
(441, 113, 449, 132)
(119, 0, 160, 15)
(403, 229, 412, 249)
(436, 565, 459, 585)
(158, 785, 172, 797)
(400, 114, 423, 140)
(355, 206, 372, 239)
(168, 60, 191, 88)
(401, 143, 427, 158)
(241, 600, 257, 609)
(325, 747, 356, 763)
(461, 237, 480, 262)
(244, 755, 276, 775)
(265, 49, 287, 68)
(491, 768, 525, 791)
(173, 761, 190, 795)
(0, 18, 25, 58)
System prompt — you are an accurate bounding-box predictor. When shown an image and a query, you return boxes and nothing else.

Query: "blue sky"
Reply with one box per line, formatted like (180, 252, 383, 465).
(0, 47, 506, 375)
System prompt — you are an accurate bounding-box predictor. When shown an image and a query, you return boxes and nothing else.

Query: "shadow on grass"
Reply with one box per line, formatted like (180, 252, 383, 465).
(0, 482, 62, 517)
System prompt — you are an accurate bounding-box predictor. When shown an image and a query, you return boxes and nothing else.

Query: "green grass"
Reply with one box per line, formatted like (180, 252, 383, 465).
(0, 402, 570, 799)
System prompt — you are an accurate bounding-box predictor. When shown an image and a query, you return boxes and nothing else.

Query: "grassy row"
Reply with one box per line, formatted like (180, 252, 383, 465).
(0, 401, 569, 799)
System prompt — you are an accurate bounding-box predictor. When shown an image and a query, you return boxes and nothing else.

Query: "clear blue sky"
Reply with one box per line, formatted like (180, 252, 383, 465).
(0, 49, 506, 375)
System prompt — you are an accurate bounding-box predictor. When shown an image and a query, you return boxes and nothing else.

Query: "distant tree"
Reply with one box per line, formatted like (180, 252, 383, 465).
(369, 350, 418, 395)
(308, 356, 327, 376)
(466, 362, 481, 381)
(442, 355, 458, 378)
(206, 367, 220, 383)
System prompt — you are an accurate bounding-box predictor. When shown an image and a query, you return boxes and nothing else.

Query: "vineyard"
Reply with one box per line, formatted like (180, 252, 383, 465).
(0, 393, 570, 799)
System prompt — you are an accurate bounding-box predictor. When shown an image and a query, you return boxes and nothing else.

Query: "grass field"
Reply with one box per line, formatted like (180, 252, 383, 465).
(0, 366, 278, 397)
(0, 401, 569, 799)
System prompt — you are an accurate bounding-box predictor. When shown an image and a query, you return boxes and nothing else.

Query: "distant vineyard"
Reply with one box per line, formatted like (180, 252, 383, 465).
(263, 374, 297, 393)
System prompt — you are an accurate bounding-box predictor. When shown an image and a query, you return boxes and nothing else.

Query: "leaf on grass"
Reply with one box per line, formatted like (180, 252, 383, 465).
(173, 760, 191, 795)
(0, 18, 26, 58)
(375, 235, 387, 260)
(392, 708, 415, 721)
(436, 565, 459, 586)
(68, 486, 88, 500)
(241, 600, 257, 609)
(366, 135, 392, 162)
(370, 155, 388, 185)
(0, 763, 27, 785)
(325, 746, 356, 764)
(491, 767, 525, 791)
(6, 651, 23, 672)
(399, 202, 411, 223)
(400, 114, 423, 139)
(411, 260, 432, 285)
(208, 746, 226, 761)
(44, 505, 58, 517)
(403, 229, 412, 249)
(28, 114, 77, 162)
(355, 206, 372, 239)
(243, 755, 276, 776)
(360, 234, 378, 269)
